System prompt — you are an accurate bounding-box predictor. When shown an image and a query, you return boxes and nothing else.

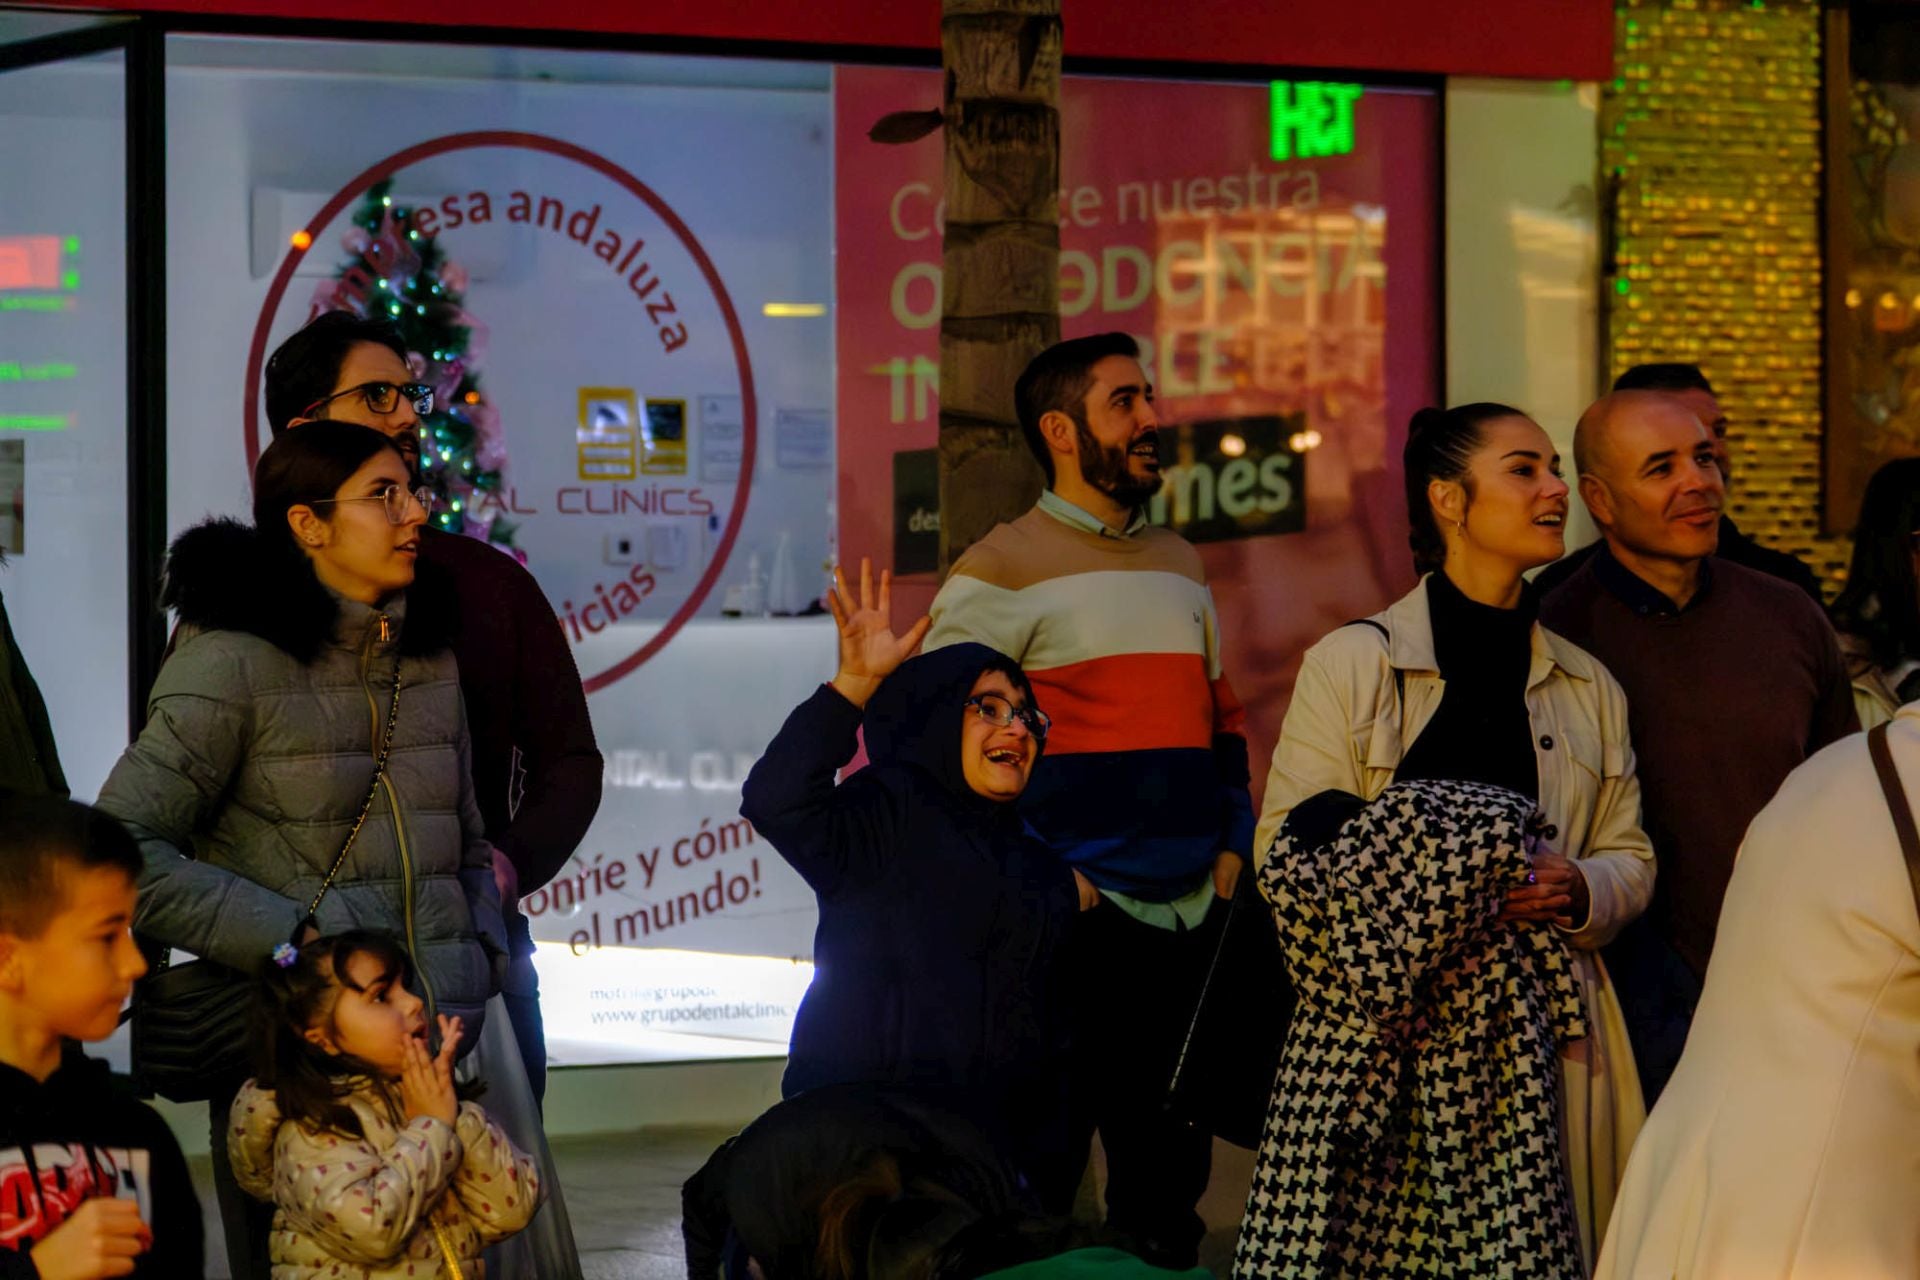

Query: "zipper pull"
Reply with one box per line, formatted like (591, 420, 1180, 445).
(378, 614, 391, 643)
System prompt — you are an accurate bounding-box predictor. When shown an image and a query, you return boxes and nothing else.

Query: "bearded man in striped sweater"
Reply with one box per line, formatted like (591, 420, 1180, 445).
(923, 332, 1254, 1267)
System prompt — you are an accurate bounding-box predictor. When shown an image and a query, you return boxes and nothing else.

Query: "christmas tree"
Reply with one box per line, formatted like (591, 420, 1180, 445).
(308, 179, 518, 550)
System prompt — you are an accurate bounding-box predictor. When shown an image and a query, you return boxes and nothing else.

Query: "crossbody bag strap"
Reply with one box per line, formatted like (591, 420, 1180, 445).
(306, 657, 405, 921)
(1347, 617, 1407, 721)
(1867, 721, 1920, 921)
(430, 1219, 466, 1280)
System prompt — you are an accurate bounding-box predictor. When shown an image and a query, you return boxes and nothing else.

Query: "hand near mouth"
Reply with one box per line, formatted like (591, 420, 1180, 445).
(399, 1013, 461, 1126)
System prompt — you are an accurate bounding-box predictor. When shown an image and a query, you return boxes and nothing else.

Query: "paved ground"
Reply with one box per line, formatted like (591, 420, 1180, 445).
(192, 1129, 1254, 1278)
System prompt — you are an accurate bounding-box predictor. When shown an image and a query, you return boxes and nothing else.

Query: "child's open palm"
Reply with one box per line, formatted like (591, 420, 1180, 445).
(399, 1013, 461, 1127)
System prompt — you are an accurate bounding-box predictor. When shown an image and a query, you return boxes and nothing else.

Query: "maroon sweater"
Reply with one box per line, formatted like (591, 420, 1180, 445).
(1541, 549, 1856, 976)
(418, 529, 602, 911)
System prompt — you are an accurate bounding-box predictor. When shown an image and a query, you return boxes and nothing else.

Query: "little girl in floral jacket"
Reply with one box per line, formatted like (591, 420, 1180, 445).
(229, 931, 540, 1278)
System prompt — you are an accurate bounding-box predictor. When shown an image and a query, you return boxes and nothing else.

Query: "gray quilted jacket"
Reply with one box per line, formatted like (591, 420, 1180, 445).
(96, 519, 506, 1040)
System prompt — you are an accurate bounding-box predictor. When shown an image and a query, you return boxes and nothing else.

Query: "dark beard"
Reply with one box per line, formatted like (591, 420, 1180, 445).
(1075, 419, 1163, 508)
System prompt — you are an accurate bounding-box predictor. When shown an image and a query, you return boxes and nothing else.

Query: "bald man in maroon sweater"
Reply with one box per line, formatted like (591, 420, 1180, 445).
(1540, 391, 1856, 1103)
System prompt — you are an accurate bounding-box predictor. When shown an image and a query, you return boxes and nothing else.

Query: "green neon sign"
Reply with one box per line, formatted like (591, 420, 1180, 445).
(1270, 80, 1364, 161)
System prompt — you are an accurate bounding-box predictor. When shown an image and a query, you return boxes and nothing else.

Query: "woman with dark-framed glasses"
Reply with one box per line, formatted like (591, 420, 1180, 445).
(738, 558, 1085, 1208)
(97, 421, 509, 1279)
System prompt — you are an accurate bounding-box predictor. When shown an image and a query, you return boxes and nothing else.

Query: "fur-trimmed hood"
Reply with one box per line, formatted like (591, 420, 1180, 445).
(161, 517, 457, 665)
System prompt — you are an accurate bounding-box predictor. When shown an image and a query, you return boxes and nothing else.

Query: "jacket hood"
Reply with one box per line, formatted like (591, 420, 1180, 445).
(162, 517, 456, 664)
(723, 1083, 1027, 1280)
(0, 1053, 98, 1146)
(863, 643, 1040, 804)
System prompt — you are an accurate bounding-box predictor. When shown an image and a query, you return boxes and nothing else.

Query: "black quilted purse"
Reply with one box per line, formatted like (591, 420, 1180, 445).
(129, 660, 402, 1102)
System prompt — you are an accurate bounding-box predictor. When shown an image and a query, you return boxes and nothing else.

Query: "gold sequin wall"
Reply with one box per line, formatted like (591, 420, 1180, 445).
(1603, 0, 1848, 590)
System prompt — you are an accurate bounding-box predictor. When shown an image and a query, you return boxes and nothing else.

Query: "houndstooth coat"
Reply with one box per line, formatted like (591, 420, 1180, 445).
(1234, 779, 1587, 1280)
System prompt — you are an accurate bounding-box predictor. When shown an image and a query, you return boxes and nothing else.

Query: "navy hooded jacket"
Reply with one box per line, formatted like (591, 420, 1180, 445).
(740, 644, 1077, 1179)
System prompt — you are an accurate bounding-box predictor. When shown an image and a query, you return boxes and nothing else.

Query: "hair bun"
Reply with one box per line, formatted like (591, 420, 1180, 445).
(1407, 406, 1451, 439)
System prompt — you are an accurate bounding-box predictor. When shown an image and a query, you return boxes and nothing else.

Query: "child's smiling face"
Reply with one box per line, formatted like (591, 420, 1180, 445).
(302, 947, 428, 1078)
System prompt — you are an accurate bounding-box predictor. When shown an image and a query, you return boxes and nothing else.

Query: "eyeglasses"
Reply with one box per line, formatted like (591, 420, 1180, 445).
(301, 381, 435, 421)
(308, 483, 436, 525)
(965, 692, 1050, 742)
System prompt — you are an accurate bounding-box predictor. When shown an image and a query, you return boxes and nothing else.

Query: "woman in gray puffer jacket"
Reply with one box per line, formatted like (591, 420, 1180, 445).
(97, 420, 507, 1278)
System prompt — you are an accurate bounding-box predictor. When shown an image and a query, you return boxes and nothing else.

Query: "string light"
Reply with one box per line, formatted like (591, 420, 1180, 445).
(311, 177, 515, 548)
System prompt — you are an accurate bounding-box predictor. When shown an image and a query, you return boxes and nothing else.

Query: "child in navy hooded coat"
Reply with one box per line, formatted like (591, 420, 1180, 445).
(740, 562, 1080, 1206)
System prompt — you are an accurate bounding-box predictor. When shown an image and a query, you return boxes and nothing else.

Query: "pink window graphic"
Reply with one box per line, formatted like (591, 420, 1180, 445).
(0, 236, 61, 291)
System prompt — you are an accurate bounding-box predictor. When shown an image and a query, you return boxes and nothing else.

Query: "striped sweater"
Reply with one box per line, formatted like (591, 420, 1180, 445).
(924, 497, 1254, 899)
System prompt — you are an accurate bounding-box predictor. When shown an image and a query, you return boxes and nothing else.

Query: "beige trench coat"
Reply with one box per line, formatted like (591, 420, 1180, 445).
(1595, 707, 1920, 1279)
(1256, 580, 1654, 1266)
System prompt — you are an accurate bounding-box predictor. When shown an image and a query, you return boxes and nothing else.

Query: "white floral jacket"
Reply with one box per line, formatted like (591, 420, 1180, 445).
(228, 1078, 540, 1279)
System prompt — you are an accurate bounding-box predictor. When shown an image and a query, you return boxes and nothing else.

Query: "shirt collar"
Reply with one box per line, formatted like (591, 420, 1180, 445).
(1592, 542, 1714, 618)
(1037, 488, 1147, 538)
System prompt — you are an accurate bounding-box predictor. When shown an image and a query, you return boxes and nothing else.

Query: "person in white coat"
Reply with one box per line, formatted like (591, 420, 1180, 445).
(1255, 402, 1656, 1266)
(1594, 705, 1920, 1279)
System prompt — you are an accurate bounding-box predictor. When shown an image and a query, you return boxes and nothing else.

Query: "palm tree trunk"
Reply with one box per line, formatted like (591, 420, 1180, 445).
(938, 0, 1062, 572)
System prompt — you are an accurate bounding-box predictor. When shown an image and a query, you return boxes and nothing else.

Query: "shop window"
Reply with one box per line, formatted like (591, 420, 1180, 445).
(0, 49, 129, 799)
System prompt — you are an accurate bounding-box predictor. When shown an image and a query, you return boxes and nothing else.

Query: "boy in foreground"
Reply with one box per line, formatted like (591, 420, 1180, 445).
(0, 796, 202, 1279)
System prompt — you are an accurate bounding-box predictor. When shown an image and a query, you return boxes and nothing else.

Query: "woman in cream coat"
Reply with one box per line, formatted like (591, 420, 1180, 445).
(1257, 403, 1655, 1266)
(1594, 707, 1920, 1279)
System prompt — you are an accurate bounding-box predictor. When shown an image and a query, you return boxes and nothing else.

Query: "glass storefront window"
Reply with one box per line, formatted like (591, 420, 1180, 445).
(5, 20, 1439, 1068)
(0, 48, 129, 800)
(164, 36, 838, 1064)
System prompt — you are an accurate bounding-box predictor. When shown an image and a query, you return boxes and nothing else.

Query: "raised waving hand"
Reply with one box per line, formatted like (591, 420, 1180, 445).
(826, 558, 932, 709)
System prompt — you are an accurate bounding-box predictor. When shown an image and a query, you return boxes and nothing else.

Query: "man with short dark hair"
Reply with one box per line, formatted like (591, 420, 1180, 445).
(1540, 390, 1856, 1102)
(265, 310, 602, 1103)
(922, 332, 1253, 1266)
(1534, 363, 1822, 600)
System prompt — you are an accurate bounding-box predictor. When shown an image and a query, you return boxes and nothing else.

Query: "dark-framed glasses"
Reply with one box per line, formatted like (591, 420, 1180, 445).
(308, 483, 436, 526)
(301, 380, 435, 420)
(965, 692, 1050, 741)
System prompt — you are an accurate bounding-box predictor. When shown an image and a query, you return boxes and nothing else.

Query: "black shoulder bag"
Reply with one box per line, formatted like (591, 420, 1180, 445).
(129, 661, 403, 1102)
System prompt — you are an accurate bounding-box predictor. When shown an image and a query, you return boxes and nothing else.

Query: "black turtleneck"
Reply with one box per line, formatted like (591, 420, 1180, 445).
(1394, 571, 1540, 801)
